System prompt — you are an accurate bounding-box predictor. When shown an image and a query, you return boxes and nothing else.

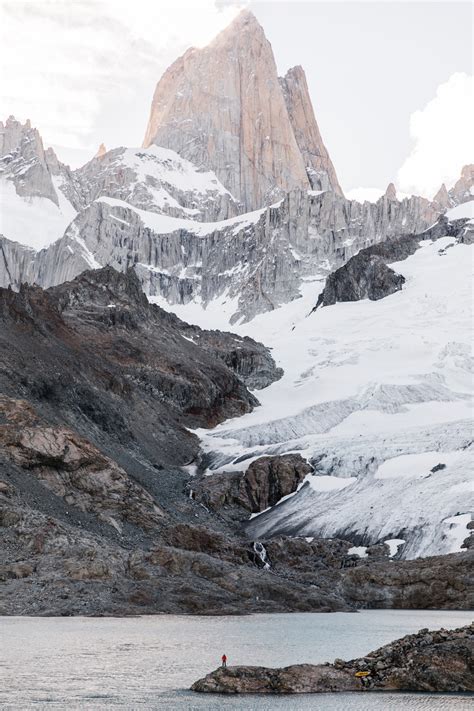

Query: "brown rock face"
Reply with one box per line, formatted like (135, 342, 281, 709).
(194, 454, 312, 515)
(449, 164, 474, 204)
(143, 10, 341, 209)
(242, 454, 313, 512)
(279, 65, 343, 195)
(0, 397, 164, 532)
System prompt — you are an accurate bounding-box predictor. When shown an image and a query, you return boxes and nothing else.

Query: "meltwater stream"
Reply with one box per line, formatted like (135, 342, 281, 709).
(1, 610, 472, 710)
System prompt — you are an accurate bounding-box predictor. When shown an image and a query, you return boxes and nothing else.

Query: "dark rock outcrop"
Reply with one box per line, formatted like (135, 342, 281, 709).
(192, 624, 474, 693)
(174, 324, 283, 391)
(241, 455, 313, 512)
(0, 267, 281, 468)
(315, 252, 405, 308)
(314, 212, 473, 310)
(193, 454, 312, 515)
(337, 551, 474, 610)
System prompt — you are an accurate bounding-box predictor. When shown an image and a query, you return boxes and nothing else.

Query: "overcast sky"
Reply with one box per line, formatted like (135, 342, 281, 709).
(0, 0, 472, 198)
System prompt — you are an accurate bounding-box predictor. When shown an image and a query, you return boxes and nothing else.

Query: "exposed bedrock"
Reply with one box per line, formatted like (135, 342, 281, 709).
(315, 252, 405, 308)
(191, 624, 474, 693)
(314, 213, 473, 309)
(0, 397, 164, 533)
(0, 183, 445, 323)
(193, 454, 312, 515)
(0, 267, 281, 469)
(142, 10, 342, 209)
(0, 115, 60, 205)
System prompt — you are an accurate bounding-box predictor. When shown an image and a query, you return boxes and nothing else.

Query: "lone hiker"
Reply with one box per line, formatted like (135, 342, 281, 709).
(221, 654, 227, 668)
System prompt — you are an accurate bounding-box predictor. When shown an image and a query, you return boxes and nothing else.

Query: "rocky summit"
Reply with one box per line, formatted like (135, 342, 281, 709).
(192, 624, 474, 693)
(143, 10, 342, 209)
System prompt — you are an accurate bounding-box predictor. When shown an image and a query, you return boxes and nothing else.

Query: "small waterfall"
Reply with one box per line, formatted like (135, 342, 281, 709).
(253, 542, 270, 570)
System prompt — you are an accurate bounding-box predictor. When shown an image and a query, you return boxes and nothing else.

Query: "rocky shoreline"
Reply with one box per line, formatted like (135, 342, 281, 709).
(192, 624, 474, 694)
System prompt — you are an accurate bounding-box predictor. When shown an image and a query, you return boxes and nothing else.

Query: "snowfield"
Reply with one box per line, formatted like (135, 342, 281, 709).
(96, 196, 267, 238)
(182, 234, 473, 559)
(119, 145, 233, 198)
(0, 177, 76, 249)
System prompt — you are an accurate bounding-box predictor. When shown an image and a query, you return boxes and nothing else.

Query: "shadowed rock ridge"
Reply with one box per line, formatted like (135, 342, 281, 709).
(0, 266, 282, 468)
(314, 213, 473, 309)
(315, 252, 405, 308)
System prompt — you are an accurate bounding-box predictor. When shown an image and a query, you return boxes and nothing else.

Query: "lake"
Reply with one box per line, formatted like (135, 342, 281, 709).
(0, 610, 472, 709)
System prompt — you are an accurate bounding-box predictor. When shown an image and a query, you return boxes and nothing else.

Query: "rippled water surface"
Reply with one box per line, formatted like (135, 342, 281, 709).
(1, 610, 472, 709)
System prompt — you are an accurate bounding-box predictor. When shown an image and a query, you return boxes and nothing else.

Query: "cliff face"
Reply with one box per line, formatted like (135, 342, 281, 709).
(143, 10, 341, 209)
(279, 66, 343, 195)
(0, 267, 281, 467)
(0, 188, 443, 321)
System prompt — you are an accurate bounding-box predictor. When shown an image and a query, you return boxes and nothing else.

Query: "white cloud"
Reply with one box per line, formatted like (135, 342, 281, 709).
(397, 72, 474, 198)
(0, 0, 244, 165)
(345, 187, 413, 204)
(345, 187, 385, 203)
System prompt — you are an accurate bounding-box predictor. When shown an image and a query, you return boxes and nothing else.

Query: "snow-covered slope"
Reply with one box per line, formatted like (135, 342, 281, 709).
(445, 201, 474, 221)
(0, 119, 240, 252)
(189, 233, 473, 559)
(0, 176, 76, 250)
(63, 145, 240, 222)
(0, 116, 77, 249)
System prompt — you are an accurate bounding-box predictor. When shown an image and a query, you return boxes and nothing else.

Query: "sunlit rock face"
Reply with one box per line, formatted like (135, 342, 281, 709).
(279, 65, 343, 196)
(143, 10, 341, 210)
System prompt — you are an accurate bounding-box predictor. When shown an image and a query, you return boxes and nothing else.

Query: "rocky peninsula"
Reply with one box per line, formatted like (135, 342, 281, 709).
(192, 624, 474, 694)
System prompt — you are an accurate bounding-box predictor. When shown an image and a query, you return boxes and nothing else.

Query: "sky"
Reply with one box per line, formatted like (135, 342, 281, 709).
(0, 0, 472, 199)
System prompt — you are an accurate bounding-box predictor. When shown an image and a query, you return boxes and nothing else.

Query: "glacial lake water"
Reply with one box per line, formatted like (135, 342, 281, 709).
(0, 610, 472, 710)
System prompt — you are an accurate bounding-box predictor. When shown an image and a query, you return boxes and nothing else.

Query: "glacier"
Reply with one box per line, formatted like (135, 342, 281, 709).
(182, 230, 474, 560)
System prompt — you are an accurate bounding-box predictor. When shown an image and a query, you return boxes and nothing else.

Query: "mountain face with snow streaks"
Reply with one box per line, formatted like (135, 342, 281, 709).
(0, 10, 472, 319)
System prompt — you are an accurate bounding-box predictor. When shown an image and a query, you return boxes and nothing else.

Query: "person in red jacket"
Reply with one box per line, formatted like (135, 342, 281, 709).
(221, 654, 227, 668)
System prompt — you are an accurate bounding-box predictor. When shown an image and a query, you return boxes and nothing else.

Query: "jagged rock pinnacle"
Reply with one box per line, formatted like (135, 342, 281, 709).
(385, 183, 397, 200)
(433, 183, 450, 208)
(95, 143, 107, 159)
(280, 65, 343, 196)
(142, 10, 341, 208)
